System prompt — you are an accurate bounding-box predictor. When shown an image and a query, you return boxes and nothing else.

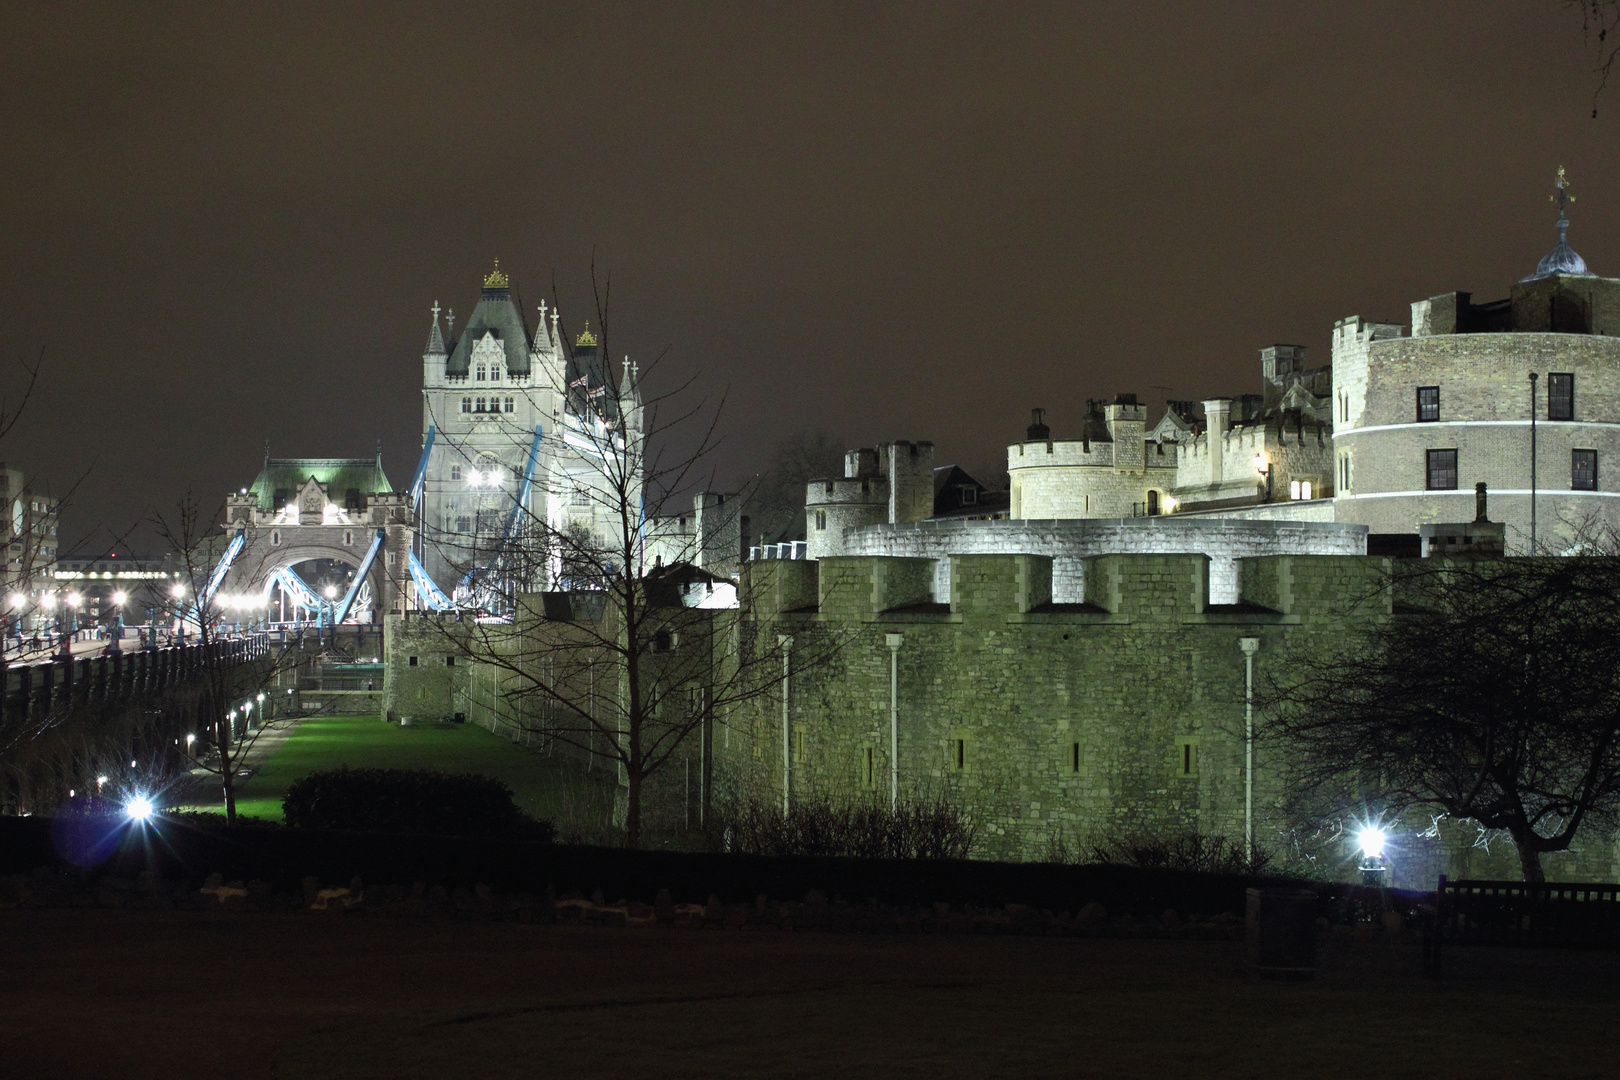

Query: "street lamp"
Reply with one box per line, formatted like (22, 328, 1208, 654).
(1357, 825, 1387, 887)
(1252, 453, 1274, 502)
(109, 590, 128, 653)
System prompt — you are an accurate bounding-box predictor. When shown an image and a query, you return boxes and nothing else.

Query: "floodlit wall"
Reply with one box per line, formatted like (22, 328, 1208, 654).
(716, 552, 1620, 885)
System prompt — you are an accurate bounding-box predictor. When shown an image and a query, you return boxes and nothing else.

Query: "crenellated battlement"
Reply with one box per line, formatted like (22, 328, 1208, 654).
(743, 550, 1401, 620)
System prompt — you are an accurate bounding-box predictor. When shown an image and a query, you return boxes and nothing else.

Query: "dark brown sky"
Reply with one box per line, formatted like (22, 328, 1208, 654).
(3, 1, 1615, 553)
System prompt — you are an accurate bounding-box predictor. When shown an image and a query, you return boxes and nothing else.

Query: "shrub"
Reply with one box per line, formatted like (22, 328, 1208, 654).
(282, 768, 556, 842)
(715, 793, 976, 859)
(1078, 824, 1270, 875)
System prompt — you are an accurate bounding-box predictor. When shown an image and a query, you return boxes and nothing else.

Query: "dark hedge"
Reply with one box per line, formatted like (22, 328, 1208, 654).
(0, 816, 1416, 920)
(281, 767, 555, 843)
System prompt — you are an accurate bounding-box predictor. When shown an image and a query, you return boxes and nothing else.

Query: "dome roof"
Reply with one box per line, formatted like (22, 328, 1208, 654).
(1522, 235, 1591, 282)
(1522, 168, 1592, 281)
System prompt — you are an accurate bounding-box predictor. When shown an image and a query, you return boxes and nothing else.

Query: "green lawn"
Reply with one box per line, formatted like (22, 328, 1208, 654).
(223, 715, 614, 827)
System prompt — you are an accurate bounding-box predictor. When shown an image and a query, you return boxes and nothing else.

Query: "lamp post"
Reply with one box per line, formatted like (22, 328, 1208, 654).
(7, 592, 26, 658)
(59, 590, 81, 659)
(1252, 453, 1274, 502)
(109, 590, 127, 654)
(323, 584, 337, 646)
(1529, 372, 1539, 552)
(1357, 826, 1387, 888)
(170, 582, 187, 647)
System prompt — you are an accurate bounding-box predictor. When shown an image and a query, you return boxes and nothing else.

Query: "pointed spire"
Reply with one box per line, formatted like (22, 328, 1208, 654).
(532, 301, 549, 353)
(446, 307, 455, 338)
(425, 301, 446, 355)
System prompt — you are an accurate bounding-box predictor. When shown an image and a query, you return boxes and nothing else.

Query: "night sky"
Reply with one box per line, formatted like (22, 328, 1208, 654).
(3, 2, 1615, 554)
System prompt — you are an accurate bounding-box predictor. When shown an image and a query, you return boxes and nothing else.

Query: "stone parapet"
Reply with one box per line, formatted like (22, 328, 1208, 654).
(837, 516, 1367, 605)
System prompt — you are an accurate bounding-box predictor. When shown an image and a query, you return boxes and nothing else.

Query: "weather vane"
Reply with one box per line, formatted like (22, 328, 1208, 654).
(1551, 166, 1576, 238)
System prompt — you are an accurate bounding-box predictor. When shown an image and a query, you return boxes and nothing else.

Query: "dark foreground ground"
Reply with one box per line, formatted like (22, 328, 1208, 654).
(1, 910, 1613, 1080)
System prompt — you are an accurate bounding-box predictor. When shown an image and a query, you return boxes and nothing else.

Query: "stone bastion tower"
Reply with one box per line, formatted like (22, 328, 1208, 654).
(1332, 168, 1620, 552)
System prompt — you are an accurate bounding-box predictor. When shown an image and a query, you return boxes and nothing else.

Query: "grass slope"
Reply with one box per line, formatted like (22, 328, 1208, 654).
(226, 716, 611, 824)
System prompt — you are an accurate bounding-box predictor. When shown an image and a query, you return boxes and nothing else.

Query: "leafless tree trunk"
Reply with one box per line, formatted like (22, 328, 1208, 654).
(1259, 549, 1620, 881)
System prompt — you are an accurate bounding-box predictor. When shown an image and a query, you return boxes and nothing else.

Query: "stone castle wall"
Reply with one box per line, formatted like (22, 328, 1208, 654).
(714, 552, 1620, 886)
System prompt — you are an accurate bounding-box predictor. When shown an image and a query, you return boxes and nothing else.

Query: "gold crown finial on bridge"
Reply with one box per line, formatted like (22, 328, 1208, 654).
(483, 259, 509, 289)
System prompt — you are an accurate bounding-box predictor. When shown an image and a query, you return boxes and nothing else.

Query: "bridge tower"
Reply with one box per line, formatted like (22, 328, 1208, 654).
(417, 262, 642, 595)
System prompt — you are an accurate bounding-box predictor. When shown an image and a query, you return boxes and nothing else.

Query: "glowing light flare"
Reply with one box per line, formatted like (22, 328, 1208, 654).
(7, 593, 25, 610)
(1357, 826, 1387, 860)
(125, 796, 154, 822)
(1252, 454, 1268, 474)
(111, 591, 127, 605)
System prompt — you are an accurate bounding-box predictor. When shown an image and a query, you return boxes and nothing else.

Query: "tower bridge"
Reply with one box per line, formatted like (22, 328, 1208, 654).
(197, 262, 647, 626)
(216, 454, 413, 625)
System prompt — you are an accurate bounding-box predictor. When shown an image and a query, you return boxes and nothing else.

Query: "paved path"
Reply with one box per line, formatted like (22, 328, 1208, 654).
(0, 913, 1612, 1080)
(172, 715, 307, 812)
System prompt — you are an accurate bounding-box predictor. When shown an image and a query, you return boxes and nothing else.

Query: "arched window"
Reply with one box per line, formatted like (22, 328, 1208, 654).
(460, 397, 471, 414)
(476, 363, 487, 381)
(492, 365, 504, 381)
(450, 465, 462, 482)
(475, 397, 486, 412)
(1300, 480, 1312, 500)
(1289, 480, 1301, 500)
(504, 396, 515, 412)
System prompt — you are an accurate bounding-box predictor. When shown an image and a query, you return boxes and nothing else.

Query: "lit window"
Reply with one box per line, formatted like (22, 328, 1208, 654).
(1289, 480, 1301, 500)
(1426, 449, 1458, 491)
(1300, 480, 1312, 500)
(1573, 449, 1597, 491)
(1417, 386, 1440, 423)
(1549, 373, 1574, 421)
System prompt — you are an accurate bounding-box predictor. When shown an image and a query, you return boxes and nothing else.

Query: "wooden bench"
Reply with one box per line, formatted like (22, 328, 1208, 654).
(1421, 874, 1620, 975)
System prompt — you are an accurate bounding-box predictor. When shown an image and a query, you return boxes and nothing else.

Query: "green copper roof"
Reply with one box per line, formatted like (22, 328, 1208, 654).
(248, 457, 394, 511)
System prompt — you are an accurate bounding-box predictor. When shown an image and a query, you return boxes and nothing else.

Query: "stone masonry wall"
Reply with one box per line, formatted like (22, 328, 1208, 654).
(834, 517, 1366, 605)
(714, 553, 1620, 887)
(1334, 331, 1620, 551)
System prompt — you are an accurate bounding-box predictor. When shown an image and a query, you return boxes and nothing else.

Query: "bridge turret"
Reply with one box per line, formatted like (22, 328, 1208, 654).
(423, 301, 448, 387)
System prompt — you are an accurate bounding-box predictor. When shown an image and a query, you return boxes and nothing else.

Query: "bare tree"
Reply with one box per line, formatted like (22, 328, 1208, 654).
(1572, 1, 1620, 113)
(1259, 553, 1620, 881)
(149, 495, 318, 823)
(748, 429, 845, 544)
(418, 276, 844, 847)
